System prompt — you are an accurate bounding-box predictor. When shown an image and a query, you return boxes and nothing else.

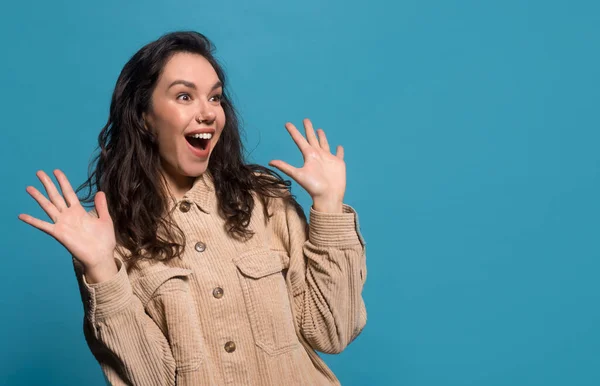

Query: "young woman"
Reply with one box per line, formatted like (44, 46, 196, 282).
(19, 31, 367, 385)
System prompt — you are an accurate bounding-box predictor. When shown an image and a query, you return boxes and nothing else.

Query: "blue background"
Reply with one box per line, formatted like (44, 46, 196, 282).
(1, 1, 599, 385)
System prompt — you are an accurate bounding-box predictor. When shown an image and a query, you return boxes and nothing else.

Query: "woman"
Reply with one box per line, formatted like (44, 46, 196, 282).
(19, 31, 367, 385)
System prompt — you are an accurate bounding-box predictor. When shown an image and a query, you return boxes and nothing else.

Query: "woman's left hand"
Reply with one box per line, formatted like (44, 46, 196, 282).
(269, 118, 346, 213)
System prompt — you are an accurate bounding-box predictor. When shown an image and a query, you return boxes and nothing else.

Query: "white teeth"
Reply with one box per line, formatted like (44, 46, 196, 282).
(190, 133, 213, 139)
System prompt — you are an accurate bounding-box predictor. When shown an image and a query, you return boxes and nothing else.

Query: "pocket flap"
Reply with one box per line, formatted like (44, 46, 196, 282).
(233, 248, 283, 279)
(132, 267, 193, 305)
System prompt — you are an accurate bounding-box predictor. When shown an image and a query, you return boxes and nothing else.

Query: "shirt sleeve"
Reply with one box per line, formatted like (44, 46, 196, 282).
(72, 256, 178, 386)
(272, 197, 367, 354)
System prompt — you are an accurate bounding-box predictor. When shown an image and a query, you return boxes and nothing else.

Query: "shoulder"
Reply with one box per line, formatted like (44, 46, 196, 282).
(249, 168, 293, 200)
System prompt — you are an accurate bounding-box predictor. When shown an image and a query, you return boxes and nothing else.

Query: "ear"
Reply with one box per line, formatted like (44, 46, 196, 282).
(142, 112, 151, 131)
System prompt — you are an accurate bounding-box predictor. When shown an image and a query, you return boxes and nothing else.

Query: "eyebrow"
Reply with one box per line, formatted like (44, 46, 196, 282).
(168, 80, 223, 91)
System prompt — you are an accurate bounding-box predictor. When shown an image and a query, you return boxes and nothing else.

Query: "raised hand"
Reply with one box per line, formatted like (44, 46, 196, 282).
(18, 170, 117, 280)
(269, 118, 346, 213)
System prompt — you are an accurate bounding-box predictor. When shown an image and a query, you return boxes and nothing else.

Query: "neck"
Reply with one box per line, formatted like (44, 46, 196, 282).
(159, 163, 195, 201)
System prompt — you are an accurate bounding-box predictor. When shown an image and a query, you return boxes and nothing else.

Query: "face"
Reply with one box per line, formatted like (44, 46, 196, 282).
(144, 52, 226, 193)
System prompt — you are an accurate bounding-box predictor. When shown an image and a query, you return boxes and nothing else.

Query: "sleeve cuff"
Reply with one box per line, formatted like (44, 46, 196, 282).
(308, 204, 366, 248)
(82, 257, 133, 319)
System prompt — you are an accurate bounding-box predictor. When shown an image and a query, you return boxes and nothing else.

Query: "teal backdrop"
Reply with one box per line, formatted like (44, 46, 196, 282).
(1, 1, 599, 385)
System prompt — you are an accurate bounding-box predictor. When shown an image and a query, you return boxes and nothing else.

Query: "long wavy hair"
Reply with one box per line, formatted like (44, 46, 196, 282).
(76, 31, 304, 267)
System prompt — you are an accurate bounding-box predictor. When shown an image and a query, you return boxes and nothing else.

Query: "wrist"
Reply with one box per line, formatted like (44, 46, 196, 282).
(83, 259, 119, 284)
(312, 196, 344, 213)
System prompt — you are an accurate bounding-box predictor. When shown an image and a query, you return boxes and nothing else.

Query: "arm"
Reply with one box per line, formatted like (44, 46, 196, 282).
(72, 256, 178, 386)
(274, 198, 367, 354)
(267, 118, 367, 353)
(19, 170, 180, 384)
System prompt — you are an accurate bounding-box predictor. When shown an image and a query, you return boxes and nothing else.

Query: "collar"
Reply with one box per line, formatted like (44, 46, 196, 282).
(168, 171, 215, 214)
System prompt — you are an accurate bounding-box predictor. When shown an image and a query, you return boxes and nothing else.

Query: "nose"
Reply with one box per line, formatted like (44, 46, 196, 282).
(195, 102, 217, 125)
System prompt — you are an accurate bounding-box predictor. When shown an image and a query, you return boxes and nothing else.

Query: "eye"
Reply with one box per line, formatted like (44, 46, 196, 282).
(210, 94, 222, 103)
(177, 93, 191, 101)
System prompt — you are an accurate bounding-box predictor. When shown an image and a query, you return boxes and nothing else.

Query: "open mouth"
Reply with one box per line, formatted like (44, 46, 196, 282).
(185, 133, 212, 150)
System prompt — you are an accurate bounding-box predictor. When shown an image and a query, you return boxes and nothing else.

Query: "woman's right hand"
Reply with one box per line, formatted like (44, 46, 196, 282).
(19, 169, 117, 279)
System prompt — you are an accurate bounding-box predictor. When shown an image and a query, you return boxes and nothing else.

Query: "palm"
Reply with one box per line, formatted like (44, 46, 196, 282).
(19, 170, 116, 269)
(269, 119, 346, 203)
(53, 205, 115, 266)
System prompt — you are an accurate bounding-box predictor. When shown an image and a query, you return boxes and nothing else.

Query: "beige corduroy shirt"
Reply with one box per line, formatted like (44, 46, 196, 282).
(71, 172, 367, 385)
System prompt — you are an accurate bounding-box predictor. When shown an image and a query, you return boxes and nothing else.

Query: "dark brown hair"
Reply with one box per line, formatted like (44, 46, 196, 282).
(76, 31, 304, 266)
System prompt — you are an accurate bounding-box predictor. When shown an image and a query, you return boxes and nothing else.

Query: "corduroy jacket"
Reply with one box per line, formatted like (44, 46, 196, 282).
(72, 172, 367, 385)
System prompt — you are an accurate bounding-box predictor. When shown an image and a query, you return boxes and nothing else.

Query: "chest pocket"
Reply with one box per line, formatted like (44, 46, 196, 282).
(233, 247, 300, 356)
(132, 267, 205, 373)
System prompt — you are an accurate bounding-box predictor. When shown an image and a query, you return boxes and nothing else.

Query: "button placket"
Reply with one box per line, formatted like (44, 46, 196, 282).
(212, 287, 224, 299)
(194, 241, 206, 252)
(179, 200, 192, 213)
(224, 341, 236, 353)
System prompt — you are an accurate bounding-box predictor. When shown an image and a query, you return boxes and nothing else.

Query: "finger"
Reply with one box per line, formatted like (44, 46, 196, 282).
(336, 145, 344, 160)
(284, 122, 311, 154)
(18, 213, 54, 236)
(303, 118, 320, 148)
(54, 169, 80, 208)
(26, 186, 60, 222)
(37, 170, 67, 211)
(317, 129, 330, 153)
(94, 191, 111, 221)
(269, 160, 299, 179)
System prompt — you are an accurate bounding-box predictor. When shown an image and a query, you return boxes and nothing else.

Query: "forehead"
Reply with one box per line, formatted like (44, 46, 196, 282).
(159, 52, 219, 85)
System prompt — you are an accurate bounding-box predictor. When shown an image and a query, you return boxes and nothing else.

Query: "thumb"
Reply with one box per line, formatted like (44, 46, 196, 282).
(94, 191, 111, 221)
(269, 160, 297, 179)
(336, 145, 344, 160)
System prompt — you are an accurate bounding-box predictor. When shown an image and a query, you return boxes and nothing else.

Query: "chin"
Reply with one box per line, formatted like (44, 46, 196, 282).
(182, 162, 209, 177)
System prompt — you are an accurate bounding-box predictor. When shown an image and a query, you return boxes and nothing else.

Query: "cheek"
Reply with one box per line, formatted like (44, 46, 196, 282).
(217, 108, 226, 131)
(154, 108, 190, 137)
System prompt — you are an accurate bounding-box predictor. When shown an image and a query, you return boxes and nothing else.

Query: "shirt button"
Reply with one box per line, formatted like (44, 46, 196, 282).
(212, 287, 224, 299)
(224, 341, 236, 353)
(194, 241, 206, 252)
(179, 201, 191, 213)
